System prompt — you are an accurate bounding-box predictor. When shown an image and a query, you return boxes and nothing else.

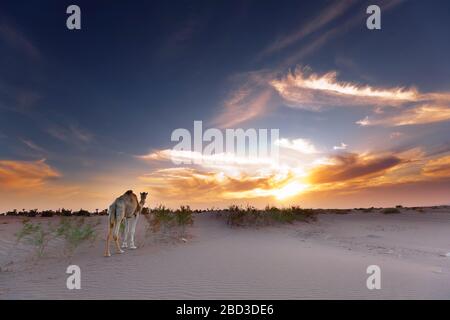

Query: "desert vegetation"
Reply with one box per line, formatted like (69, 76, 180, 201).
(2, 205, 447, 218)
(143, 205, 194, 242)
(15, 216, 100, 260)
(382, 207, 401, 214)
(2, 208, 108, 217)
(224, 205, 317, 227)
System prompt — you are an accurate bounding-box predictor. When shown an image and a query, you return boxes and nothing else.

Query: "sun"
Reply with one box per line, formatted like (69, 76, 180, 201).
(273, 181, 309, 200)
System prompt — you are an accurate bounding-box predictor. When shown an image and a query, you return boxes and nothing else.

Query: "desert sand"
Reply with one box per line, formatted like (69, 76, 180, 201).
(1, 208, 450, 299)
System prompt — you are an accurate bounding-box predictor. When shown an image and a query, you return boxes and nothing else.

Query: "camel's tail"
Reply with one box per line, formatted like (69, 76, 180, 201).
(108, 203, 117, 227)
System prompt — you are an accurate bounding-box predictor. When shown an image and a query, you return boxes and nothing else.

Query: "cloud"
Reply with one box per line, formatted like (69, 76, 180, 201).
(278, 0, 406, 66)
(20, 138, 47, 154)
(389, 132, 404, 139)
(422, 155, 450, 178)
(357, 104, 450, 127)
(212, 71, 275, 128)
(139, 167, 308, 202)
(214, 89, 273, 128)
(0, 23, 40, 60)
(138, 149, 283, 180)
(307, 152, 403, 184)
(260, 0, 357, 57)
(140, 149, 276, 167)
(0, 159, 60, 190)
(275, 138, 319, 154)
(271, 67, 418, 111)
(46, 124, 93, 145)
(270, 67, 450, 127)
(333, 142, 348, 150)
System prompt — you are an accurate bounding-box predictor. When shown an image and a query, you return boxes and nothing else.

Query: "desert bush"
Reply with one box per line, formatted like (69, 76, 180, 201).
(74, 209, 91, 217)
(15, 219, 56, 258)
(15, 217, 99, 259)
(40, 210, 55, 217)
(382, 208, 401, 214)
(174, 206, 194, 236)
(24, 209, 38, 217)
(144, 205, 194, 242)
(61, 209, 72, 216)
(226, 205, 317, 227)
(55, 217, 99, 257)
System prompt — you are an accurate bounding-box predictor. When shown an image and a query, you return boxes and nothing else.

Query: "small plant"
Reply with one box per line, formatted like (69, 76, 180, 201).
(382, 208, 401, 214)
(175, 206, 194, 237)
(15, 219, 56, 259)
(56, 217, 99, 257)
(15, 217, 99, 260)
(144, 205, 194, 242)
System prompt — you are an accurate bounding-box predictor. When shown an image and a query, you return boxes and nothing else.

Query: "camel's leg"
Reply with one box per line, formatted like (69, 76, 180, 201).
(122, 219, 129, 248)
(113, 218, 124, 254)
(129, 215, 139, 249)
(104, 222, 113, 257)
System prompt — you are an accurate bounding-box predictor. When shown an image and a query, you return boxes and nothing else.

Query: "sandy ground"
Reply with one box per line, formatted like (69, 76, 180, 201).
(1, 208, 450, 299)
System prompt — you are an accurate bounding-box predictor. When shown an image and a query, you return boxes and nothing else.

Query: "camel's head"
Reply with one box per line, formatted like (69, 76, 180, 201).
(140, 192, 149, 203)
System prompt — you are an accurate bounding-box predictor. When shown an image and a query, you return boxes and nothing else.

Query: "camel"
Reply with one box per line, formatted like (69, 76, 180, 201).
(104, 190, 148, 257)
(122, 192, 147, 250)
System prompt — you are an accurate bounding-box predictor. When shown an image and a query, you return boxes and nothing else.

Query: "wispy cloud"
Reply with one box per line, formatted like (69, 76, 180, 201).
(212, 71, 275, 128)
(46, 124, 93, 146)
(268, 66, 450, 127)
(0, 159, 60, 190)
(279, 0, 406, 66)
(271, 67, 418, 111)
(140, 149, 277, 168)
(0, 22, 40, 60)
(20, 138, 47, 154)
(260, 0, 357, 58)
(357, 104, 450, 127)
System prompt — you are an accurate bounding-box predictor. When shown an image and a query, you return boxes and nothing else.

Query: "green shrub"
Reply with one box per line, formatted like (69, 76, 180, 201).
(226, 205, 317, 227)
(15, 217, 99, 259)
(15, 219, 56, 258)
(144, 205, 194, 242)
(56, 217, 99, 257)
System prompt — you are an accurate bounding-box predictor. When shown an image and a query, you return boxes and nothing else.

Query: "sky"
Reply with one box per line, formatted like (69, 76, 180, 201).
(0, 0, 450, 211)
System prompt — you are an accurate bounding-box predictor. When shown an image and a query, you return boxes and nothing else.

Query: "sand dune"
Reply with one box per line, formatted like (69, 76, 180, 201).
(1, 209, 450, 299)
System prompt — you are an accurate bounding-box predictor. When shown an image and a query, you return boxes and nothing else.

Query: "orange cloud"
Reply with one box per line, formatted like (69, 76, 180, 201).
(307, 152, 403, 184)
(357, 104, 450, 126)
(0, 159, 60, 190)
(139, 167, 308, 202)
(134, 148, 450, 209)
(423, 155, 450, 178)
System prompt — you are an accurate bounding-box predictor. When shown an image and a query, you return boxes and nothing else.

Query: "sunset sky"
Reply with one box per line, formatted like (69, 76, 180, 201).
(1, 0, 450, 211)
